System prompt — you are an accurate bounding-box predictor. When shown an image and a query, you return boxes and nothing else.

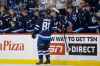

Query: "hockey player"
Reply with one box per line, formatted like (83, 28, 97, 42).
(74, 0, 98, 33)
(32, 8, 60, 65)
(7, 9, 18, 33)
(7, 9, 26, 33)
(25, 9, 40, 32)
(18, 7, 34, 32)
(0, 4, 10, 33)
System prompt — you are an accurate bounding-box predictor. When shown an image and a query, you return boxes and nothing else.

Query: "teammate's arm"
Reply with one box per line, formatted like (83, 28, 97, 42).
(63, 20, 73, 33)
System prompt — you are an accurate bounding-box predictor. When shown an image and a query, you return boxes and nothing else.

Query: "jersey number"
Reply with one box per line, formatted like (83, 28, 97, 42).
(42, 19, 50, 30)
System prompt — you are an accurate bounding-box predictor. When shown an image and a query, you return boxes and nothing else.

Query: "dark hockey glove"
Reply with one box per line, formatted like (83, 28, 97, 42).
(32, 32, 36, 39)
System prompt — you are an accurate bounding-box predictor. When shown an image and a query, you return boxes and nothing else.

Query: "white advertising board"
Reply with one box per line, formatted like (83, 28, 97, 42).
(0, 34, 99, 61)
